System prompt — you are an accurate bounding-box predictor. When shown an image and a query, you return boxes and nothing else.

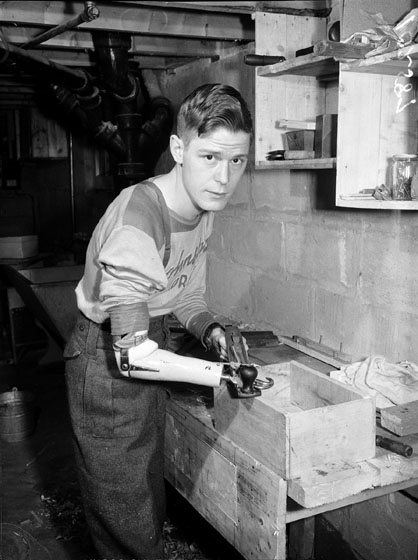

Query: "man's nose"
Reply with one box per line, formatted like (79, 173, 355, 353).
(216, 161, 229, 184)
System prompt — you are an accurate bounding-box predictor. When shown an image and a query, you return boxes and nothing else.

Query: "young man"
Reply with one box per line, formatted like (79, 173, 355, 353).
(64, 83, 253, 560)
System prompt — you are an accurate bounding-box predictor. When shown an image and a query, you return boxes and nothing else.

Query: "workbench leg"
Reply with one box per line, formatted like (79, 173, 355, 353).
(288, 517, 315, 560)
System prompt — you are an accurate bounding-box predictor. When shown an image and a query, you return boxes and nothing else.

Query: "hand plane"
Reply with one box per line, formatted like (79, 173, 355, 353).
(222, 325, 274, 398)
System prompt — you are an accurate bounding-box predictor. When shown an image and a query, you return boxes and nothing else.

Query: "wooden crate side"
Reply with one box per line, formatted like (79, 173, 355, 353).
(165, 398, 288, 560)
(289, 361, 371, 407)
(165, 412, 238, 522)
(213, 381, 288, 477)
(287, 398, 376, 479)
(236, 469, 287, 560)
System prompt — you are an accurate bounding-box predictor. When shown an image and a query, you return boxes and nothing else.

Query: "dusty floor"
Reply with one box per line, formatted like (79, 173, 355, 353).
(0, 353, 246, 560)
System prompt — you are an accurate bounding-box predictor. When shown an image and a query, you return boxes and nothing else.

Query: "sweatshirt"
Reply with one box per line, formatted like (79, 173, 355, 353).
(75, 181, 218, 341)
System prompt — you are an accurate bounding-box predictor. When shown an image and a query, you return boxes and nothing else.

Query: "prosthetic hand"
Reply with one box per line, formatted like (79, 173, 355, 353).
(113, 331, 224, 387)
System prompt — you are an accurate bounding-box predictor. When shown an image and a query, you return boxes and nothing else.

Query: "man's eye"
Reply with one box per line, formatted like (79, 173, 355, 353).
(232, 158, 242, 165)
(205, 155, 214, 161)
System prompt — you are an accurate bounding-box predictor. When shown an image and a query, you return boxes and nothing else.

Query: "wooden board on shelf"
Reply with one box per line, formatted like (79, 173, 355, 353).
(341, 43, 418, 76)
(256, 158, 336, 170)
(337, 197, 418, 210)
(257, 53, 338, 78)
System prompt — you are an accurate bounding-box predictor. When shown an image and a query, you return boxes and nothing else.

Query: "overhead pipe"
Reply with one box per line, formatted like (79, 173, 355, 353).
(21, 2, 100, 50)
(0, 27, 173, 189)
(0, 32, 125, 155)
(92, 31, 173, 188)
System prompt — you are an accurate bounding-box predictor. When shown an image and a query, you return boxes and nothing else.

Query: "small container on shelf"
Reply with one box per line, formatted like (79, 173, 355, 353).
(390, 154, 418, 200)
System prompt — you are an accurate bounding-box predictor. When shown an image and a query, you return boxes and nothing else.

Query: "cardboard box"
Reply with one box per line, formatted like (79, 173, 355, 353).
(0, 235, 38, 259)
(213, 361, 376, 479)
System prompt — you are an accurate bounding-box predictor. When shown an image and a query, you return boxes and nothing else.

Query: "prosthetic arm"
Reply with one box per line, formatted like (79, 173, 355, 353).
(113, 326, 274, 397)
(113, 330, 225, 387)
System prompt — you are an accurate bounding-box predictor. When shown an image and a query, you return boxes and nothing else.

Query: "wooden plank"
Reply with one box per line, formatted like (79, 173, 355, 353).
(287, 476, 418, 523)
(278, 335, 351, 368)
(127, 1, 331, 15)
(313, 39, 373, 59)
(288, 460, 380, 508)
(0, 1, 254, 41)
(342, 44, 418, 76)
(29, 106, 68, 158)
(256, 158, 336, 170)
(367, 451, 418, 486)
(165, 392, 288, 560)
(258, 54, 338, 78)
(381, 401, 418, 436)
(249, 344, 333, 374)
(336, 198, 418, 210)
(19, 265, 84, 284)
(2, 26, 226, 57)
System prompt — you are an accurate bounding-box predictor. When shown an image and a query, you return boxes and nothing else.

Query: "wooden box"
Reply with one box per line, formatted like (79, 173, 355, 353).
(165, 390, 288, 560)
(0, 235, 38, 259)
(285, 130, 315, 151)
(213, 361, 376, 479)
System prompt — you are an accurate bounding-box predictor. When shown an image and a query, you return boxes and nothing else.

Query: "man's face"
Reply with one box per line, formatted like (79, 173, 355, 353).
(178, 127, 250, 215)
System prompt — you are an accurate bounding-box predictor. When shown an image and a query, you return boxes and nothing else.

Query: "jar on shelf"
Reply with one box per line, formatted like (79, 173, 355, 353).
(390, 154, 418, 200)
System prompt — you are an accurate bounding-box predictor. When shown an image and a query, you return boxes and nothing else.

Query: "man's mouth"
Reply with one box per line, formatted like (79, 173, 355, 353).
(208, 191, 228, 197)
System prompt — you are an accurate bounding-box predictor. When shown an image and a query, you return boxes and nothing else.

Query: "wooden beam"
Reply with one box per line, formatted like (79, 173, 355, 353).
(2, 25, 230, 56)
(122, 1, 331, 16)
(0, 1, 254, 41)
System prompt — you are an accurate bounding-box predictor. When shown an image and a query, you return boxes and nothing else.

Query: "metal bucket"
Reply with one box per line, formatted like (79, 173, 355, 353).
(0, 387, 37, 442)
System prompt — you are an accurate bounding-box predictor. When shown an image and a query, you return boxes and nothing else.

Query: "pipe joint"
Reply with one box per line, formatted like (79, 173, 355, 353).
(110, 74, 138, 104)
(82, 2, 100, 22)
(77, 85, 101, 111)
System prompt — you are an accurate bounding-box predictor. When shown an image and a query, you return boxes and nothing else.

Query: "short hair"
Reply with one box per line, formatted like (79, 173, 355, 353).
(177, 83, 253, 144)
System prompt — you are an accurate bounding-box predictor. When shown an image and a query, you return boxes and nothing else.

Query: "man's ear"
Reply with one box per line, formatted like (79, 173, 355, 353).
(170, 134, 184, 165)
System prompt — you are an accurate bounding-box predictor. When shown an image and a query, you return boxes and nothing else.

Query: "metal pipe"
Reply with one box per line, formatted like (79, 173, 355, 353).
(0, 35, 87, 91)
(21, 2, 100, 50)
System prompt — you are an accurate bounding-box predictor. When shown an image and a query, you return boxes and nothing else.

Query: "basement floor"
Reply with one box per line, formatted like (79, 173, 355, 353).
(0, 352, 246, 560)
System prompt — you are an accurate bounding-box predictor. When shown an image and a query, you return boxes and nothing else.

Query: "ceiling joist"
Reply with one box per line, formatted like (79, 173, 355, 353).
(0, 1, 255, 42)
(0, 26, 226, 59)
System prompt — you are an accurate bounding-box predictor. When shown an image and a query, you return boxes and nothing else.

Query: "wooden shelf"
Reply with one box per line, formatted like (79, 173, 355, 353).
(258, 44, 418, 79)
(341, 43, 418, 75)
(257, 53, 338, 78)
(256, 158, 336, 170)
(337, 197, 418, 210)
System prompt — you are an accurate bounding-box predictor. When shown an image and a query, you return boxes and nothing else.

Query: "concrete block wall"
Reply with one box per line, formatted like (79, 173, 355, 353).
(208, 158, 418, 365)
(154, 48, 418, 366)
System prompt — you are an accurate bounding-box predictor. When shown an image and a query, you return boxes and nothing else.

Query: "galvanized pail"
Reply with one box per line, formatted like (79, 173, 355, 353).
(0, 387, 37, 442)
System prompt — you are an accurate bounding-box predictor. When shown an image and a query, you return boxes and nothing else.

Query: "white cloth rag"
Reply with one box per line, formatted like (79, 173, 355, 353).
(331, 356, 418, 409)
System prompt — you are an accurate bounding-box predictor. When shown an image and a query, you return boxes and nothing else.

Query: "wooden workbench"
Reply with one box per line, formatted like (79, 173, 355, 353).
(164, 343, 418, 560)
